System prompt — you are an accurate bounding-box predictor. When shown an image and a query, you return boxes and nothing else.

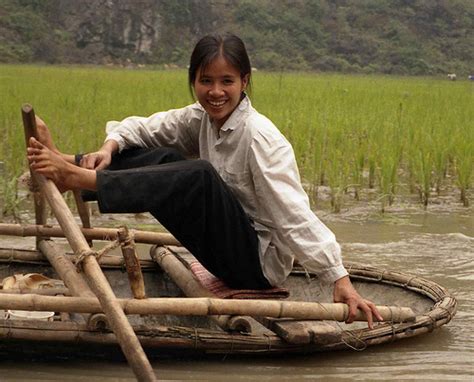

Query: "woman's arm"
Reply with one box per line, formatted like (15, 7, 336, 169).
(82, 104, 204, 170)
(249, 136, 346, 283)
(249, 131, 382, 328)
(104, 104, 203, 156)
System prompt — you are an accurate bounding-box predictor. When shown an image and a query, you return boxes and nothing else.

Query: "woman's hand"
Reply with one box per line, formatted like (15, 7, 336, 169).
(80, 140, 118, 170)
(333, 275, 383, 329)
(81, 150, 112, 170)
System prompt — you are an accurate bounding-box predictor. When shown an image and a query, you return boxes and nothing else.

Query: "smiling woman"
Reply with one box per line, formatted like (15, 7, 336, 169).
(194, 56, 249, 129)
(190, 36, 250, 129)
(26, 33, 383, 327)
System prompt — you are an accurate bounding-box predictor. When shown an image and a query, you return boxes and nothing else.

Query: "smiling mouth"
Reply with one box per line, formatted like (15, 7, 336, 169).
(208, 100, 227, 107)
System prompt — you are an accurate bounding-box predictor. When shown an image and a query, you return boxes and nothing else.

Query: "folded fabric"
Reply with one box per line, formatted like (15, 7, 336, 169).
(190, 261, 289, 299)
(1, 273, 64, 290)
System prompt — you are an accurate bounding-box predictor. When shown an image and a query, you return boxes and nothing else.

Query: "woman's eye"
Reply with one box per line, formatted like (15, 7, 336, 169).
(223, 79, 234, 85)
(199, 78, 211, 84)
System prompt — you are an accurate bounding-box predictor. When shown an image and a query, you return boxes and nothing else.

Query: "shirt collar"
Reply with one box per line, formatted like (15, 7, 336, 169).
(219, 94, 251, 132)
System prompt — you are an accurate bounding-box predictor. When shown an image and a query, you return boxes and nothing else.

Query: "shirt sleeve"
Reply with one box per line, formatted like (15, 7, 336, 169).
(104, 103, 203, 157)
(249, 131, 348, 284)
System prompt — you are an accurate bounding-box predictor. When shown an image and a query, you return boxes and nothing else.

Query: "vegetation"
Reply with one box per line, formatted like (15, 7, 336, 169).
(1, 65, 472, 218)
(0, 0, 473, 75)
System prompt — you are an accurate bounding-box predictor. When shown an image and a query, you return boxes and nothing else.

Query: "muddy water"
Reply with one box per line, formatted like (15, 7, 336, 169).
(0, 204, 472, 381)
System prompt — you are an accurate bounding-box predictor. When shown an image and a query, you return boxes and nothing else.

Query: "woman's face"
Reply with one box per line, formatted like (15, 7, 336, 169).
(194, 55, 248, 129)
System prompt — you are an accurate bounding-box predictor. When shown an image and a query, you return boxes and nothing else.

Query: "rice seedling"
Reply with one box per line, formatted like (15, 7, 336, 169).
(1, 64, 472, 217)
(455, 140, 473, 207)
(1, 175, 21, 221)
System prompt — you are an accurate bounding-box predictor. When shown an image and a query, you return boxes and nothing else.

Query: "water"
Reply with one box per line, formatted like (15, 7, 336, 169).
(0, 203, 472, 381)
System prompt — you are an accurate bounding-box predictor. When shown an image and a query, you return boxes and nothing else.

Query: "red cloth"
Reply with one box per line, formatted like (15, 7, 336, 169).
(190, 261, 289, 299)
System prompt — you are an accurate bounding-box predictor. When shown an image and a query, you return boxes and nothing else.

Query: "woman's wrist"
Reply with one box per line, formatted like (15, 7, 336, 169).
(61, 153, 76, 164)
(101, 139, 119, 156)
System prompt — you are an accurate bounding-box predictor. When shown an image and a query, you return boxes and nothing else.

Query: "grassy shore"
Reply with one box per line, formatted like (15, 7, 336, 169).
(1, 64, 472, 216)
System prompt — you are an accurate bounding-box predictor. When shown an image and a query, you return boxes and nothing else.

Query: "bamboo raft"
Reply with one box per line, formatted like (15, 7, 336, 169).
(0, 105, 458, 377)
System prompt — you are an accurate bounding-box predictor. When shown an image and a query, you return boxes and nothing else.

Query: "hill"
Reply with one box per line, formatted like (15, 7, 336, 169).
(0, 0, 473, 75)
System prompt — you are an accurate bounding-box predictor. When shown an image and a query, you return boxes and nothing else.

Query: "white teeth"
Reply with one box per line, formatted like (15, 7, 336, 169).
(209, 100, 226, 107)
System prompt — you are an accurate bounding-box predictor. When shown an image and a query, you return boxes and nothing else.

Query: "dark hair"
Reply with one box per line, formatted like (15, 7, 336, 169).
(188, 33, 252, 97)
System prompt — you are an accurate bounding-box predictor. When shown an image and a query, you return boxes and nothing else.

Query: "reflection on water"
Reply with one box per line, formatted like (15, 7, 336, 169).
(0, 206, 472, 381)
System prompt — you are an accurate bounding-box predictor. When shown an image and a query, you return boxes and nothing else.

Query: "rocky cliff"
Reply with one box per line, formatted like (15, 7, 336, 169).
(1, 0, 473, 75)
(1, 0, 222, 65)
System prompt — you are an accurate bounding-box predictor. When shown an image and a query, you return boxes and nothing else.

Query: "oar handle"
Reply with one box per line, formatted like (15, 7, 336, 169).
(21, 104, 47, 236)
(22, 104, 38, 145)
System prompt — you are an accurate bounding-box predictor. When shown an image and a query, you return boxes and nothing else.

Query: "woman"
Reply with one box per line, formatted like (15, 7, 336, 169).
(28, 34, 382, 328)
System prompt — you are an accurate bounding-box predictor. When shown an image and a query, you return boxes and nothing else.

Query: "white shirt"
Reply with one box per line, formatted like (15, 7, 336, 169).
(105, 96, 348, 285)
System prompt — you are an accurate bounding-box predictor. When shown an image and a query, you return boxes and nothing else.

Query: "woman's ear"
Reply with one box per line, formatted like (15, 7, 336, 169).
(241, 74, 250, 91)
(190, 83, 197, 100)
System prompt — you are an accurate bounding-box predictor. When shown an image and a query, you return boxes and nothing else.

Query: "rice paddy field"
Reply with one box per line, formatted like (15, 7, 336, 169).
(0, 64, 472, 217)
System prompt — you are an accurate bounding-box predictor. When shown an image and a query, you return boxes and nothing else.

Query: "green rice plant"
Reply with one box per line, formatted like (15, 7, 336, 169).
(454, 140, 473, 207)
(432, 138, 450, 196)
(379, 157, 400, 211)
(0, 64, 191, 179)
(377, 143, 402, 212)
(1, 175, 21, 222)
(305, 123, 326, 204)
(413, 148, 434, 208)
(325, 148, 351, 213)
(349, 143, 366, 201)
(367, 155, 377, 189)
(424, 106, 457, 197)
(1, 65, 472, 216)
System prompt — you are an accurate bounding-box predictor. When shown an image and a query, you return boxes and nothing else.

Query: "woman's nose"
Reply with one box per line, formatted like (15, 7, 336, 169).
(209, 83, 224, 96)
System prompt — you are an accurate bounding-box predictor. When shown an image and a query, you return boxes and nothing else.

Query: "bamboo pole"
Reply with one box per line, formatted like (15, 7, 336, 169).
(36, 174, 157, 381)
(0, 223, 179, 246)
(38, 240, 94, 325)
(21, 105, 47, 247)
(72, 190, 92, 246)
(118, 227, 146, 299)
(38, 240, 95, 298)
(22, 105, 156, 382)
(0, 247, 156, 269)
(0, 293, 416, 322)
(151, 246, 253, 332)
(72, 190, 91, 230)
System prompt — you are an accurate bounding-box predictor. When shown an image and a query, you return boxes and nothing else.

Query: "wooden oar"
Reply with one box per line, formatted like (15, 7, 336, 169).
(21, 106, 47, 247)
(0, 293, 417, 323)
(22, 104, 156, 382)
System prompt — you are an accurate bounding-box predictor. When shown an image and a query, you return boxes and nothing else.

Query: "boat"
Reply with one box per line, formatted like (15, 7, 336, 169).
(0, 232, 457, 359)
(0, 104, 457, 377)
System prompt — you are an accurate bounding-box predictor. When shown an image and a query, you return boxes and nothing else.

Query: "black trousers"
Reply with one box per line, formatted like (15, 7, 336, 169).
(95, 148, 271, 289)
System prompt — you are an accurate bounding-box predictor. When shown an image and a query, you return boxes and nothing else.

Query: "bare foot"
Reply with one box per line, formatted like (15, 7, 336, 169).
(27, 138, 97, 192)
(34, 116, 76, 164)
(35, 116, 59, 154)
